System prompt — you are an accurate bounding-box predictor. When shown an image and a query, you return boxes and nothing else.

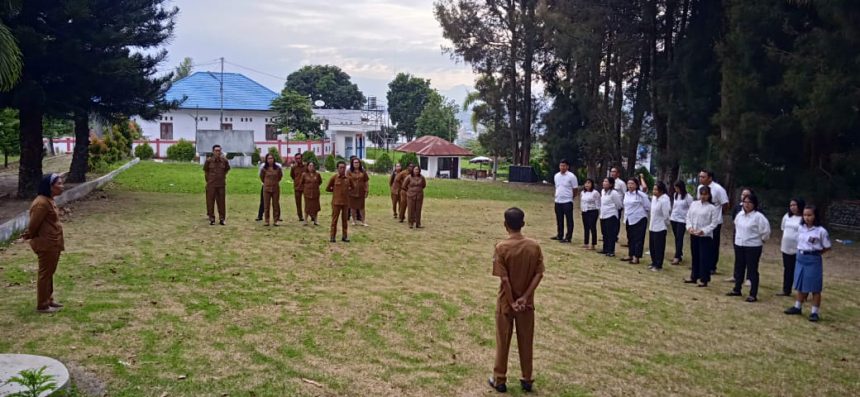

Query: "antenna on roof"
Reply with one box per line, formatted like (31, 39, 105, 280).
(220, 57, 224, 128)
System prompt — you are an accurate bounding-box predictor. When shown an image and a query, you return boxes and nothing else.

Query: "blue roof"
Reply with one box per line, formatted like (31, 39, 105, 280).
(167, 72, 279, 111)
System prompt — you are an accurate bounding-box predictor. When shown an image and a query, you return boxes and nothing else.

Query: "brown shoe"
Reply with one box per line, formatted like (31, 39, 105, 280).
(49, 302, 64, 308)
(36, 307, 60, 314)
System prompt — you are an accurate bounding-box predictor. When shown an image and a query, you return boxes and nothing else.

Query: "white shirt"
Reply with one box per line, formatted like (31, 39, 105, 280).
(696, 181, 728, 224)
(685, 201, 721, 238)
(623, 190, 650, 225)
(670, 193, 693, 223)
(580, 190, 600, 212)
(614, 178, 626, 198)
(554, 172, 579, 204)
(797, 224, 832, 252)
(600, 189, 623, 219)
(733, 210, 771, 247)
(780, 214, 802, 255)
(649, 194, 672, 232)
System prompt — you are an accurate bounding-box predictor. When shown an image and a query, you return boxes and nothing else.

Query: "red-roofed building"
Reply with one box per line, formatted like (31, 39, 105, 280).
(396, 135, 473, 179)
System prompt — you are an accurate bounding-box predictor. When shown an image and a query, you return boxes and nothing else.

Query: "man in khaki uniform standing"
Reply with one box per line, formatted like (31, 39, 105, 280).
(203, 144, 230, 225)
(389, 163, 402, 218)
(290, 152, 308, 222)
(397, 163, 414, 223)
(489, 207, 544, 393)
(326, 161, 352, 242)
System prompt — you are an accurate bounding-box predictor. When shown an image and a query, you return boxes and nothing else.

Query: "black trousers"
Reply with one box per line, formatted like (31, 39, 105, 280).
(733, 246, 762, 297)
(712, 223, 722, 273)
(554, 202, 574, 240)
(582, 210, 599, 246)
(257, 185, 264, 219)
(600, 217, 619, 254)
(649, 230, 667, 268)
(781, 253, 797, 295)
(690, 235, 713, 284)
(626, 218, 647, 258)
(670, 220, 686, 260)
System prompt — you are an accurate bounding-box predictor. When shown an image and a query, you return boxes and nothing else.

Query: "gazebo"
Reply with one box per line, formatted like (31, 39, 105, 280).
(396, 135, 473, 179)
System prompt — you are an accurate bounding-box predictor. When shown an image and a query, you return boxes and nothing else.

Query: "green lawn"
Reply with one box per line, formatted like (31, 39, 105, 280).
(0, 160, 858, 396)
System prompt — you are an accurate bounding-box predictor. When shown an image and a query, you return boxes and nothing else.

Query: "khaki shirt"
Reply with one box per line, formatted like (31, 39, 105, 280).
(301, 171, 323, 199)
(403, 174, 426, 198)
(397, 170, 411, 193)
(260, 166, 283, 190)
(326, 174, 352, 206)
(290, 162, 307, 190)
(203, 156, 230, 187)
(348, 170, 369, 198)
(492, 233, 544, 314)
(24, 195, 65, 252)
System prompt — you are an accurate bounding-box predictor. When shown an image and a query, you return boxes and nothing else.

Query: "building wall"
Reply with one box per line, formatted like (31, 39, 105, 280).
(134, 109, 279, 142)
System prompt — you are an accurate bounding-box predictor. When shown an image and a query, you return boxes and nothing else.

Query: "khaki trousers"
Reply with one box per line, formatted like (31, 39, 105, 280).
(36, 250, 61, 310)
(330, 204, 348, 238)
(263, 187, 281, 224)
(294, 190, 303, 220)
(407, 194, 424, 226)
(391, 192, 400, 216)
(493, 308, 534, 386)
(206, 185, 226, 221)
(399, 191, 408, 221)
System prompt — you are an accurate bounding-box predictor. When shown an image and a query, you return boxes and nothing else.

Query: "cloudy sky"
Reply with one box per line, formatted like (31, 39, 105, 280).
(161, 0, 476, 106)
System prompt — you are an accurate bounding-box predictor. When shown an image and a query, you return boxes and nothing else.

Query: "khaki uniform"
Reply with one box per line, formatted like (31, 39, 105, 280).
(326, 173, 352, 238)
(290, 162, 308, 220)
(203, 155, 230, 221)
(397, 169, 411, 221)
(301, 171, 323, 220)
(260, 165, 283, 224)
(491, 233, 544, 386)
(23, 195, 65, 310)
(348, 170, 369, 221)
(403, 174, 426, 227)
(389, 170, 402, 217)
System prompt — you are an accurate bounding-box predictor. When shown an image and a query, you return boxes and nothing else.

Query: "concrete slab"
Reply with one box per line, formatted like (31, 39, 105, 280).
(0, 354, 69, 396)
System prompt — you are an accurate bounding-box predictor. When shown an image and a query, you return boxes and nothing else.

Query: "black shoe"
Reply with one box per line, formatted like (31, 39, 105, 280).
(726, 290, 742, 297)
(784, 306, 802, 315)
(697, 283, 708, 287)
(550, 236, 561, 241)
(219, 220, 225, 226)
(561, 239, 571, 243)
(520, 379, 533, 393)
(209, 220, 215, 225)
(606, 253, 615, 257)
(488, 378, 507, 393)
(745, 296, 757, 303)
(330, 237, 336, 243)
(683, 279, 697, 284)
(596, 251, 607, 255)
(255, 217, 262, 221)
(809, 313, 820, 322)
(775, 292, 791, 297)
(299, 217, 304, 222)
(342, 237, 350, 243)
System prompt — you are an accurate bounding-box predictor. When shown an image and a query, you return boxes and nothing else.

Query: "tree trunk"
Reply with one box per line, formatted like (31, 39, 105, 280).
(67, 112, 90, 183)
(47, 136, 55, 156)
(17, 106, 44, 199)
(626, 44, 650, 177)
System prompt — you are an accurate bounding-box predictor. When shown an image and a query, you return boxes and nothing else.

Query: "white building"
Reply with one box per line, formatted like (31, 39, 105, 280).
(396, 135, 473, 179)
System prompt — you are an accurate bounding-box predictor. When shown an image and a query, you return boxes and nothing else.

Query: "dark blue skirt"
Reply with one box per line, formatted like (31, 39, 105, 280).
(793, 253, 823, 293)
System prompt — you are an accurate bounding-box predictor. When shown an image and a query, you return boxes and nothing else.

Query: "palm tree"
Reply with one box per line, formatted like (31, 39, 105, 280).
(0, 21, 22, 91)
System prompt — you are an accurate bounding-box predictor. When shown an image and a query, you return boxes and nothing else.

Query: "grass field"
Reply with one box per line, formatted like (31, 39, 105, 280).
(1, 161, 859, 396)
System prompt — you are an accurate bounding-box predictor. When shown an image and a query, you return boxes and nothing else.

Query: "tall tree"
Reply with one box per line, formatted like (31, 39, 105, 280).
(386, 73, 433, 141)
(0, 22, 21, 91)
(415, 90, 460, 141)
(173, 57, 193, 82)
(270, 89, 322, 138)
(285, 65, 366, 110)
(0, 108, 19, 167)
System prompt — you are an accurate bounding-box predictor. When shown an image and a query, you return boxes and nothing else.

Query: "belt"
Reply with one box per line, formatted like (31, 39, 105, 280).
(799, 250, 822, 256)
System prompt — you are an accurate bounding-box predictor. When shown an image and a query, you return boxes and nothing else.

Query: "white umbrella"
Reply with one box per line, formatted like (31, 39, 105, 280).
(469, 156, 492, 163)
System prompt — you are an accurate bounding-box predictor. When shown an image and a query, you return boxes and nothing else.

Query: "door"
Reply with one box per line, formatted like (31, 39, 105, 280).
(344, 136, 354, 158)
(221, 123, 233, 131)
(265, 124, 278, 140)
(160, 123, 173, 139)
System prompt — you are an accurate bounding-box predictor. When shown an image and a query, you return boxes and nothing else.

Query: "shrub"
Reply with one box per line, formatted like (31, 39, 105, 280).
(251, 147, 261, 166)
(399, 152, 418, 169)
(166, 139, 195, 162)
(302, 150, 319, 168)
(371, 152, 394, 173)
(636, 166, 655, 190)
(134, 142, 154, 160)
(324, 154, 336, 171)
(267, 146, 282, 163)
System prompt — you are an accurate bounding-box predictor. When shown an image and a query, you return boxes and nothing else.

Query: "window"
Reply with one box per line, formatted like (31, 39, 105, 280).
(221, 123, 233, 131)
(419, 156, 428, 170)
(160, 123, 173, 139)
(265, 124, 278, 140)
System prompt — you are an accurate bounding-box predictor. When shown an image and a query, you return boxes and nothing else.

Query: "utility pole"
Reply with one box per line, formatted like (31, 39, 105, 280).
(219, 57, 224, 128)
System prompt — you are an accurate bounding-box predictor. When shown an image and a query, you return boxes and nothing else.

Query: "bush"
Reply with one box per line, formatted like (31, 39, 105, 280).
(371, 152, 394, 173)
(251, 147, 261, 166)
(88, 124, 132, 172)
(267, 146, 282, 163)
(636, 166, 655, 190)
(166, 139, 195, 162)
(399, 152, 418, 169)
(324, 154, 336, 171)
(134, 142, 154, 160)
(302, 150, 319, 168)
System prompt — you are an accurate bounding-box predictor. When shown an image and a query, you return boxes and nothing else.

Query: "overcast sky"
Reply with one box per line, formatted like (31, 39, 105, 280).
(161, 0, 476, 106)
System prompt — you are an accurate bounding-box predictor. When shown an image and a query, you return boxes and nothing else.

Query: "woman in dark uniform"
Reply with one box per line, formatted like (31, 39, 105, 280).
(301, 162, 323, 225)
(403, 165, 427, 228)
(348, 158, 370, 227)
(23, 174, 66, 313)
(260, 153, 283, 226)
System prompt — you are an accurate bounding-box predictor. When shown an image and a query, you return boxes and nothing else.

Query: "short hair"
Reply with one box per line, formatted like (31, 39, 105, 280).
(788, 197, 806, 217)
(295, 152, 302, 158)
(803, 205, 823, 227)
(559, 159, 570, 166)
(627, 177, 640, 188)
(603, 177, 615, 190)
(610, 166, 620, 173)
(699, 169, 715, 179)
(744, 192, 759, 210)
(212, 144, 221, 151)
(336, 160, 346, 167)
(504, 207, 525, 231)
(583, 178, 595, 192)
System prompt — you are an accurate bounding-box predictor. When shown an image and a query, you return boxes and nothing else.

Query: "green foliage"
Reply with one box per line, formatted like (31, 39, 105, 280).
(266, 146, 282, 163)
(173, 57, 193, 82)
(3, 366, 57, 397)
(134, 141, 154, 160)
(270, 89, 322, 138)
(0, 108, 20, 166)
(324, 154, 336, 171)
(88, 121, 133, 172)
(302, 150, 319, 168)
(387, 73, 433, 140)
(415, 90, 460, 141)
(636, 166, 655, 191)
(251, 147, 261, 166)
(166, 139, 195, 162)
(370, 152, 393, 174)
(399, 152, 419, 170)
(285, 65, 366, 110)
(0, 22, 22, 91)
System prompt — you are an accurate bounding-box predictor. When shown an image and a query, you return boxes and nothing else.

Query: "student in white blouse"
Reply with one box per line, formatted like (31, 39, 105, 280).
(778, 198, 805, 296)
(599, 177, 624, 257)
(670, 181, 693, 265)
(621, 178, 651, 265)
(696, 170, 729, 274)
(684, 186, 721, 287)
(784, 205, 831, 322)
(648, 182, 672, 271)
(726, 193, 771, 302)
(579, 179, 601, 250)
